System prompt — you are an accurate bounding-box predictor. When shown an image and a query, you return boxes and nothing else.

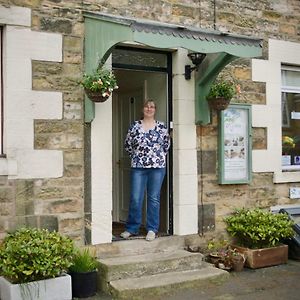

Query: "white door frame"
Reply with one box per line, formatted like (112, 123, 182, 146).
(90, 49, 199, 245)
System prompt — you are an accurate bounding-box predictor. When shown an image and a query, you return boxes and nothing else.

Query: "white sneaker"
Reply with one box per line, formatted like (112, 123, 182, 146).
(120, 231, 131, 239)
(146, 230, 156, 241)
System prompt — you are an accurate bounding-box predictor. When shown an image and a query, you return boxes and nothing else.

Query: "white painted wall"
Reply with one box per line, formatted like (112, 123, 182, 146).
(0, 6, 63, 179)
(91, 61, 113, 244)
(252, 39, 300, 183)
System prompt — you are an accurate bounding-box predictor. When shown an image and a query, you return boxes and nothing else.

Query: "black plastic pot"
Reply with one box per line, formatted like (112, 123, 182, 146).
(70, 270, 97, 298)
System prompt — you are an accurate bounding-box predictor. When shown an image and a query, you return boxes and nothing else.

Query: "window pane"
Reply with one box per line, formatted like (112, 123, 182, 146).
(282, 92, 300, 169)
(112, 48, 167, 68)
(282, 69, 300, 88)
(0, 27, 2, 155)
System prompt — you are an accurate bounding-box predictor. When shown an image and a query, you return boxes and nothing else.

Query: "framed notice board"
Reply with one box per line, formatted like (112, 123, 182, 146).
(218, 104, 252, 184)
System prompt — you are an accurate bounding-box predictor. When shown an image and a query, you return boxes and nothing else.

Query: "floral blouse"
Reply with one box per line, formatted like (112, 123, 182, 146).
(124, 120, 170, 168)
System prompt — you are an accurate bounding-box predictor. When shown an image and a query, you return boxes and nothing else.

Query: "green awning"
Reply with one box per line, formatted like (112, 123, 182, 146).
(83, 12, 262, 123)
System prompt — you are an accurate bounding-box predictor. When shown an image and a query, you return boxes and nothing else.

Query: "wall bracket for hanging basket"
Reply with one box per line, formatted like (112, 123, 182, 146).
(84, 89, 109, 103)
(207, 97, 230, 111)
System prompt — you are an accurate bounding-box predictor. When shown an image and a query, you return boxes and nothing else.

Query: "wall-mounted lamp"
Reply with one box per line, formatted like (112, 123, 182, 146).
(184, 52, 206, 80)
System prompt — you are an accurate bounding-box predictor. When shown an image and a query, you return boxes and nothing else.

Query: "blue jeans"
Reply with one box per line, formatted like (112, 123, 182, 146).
(125, 167, 166, 234)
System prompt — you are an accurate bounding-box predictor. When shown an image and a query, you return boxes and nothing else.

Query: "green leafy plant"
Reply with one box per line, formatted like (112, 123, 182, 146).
(207, 80, 239, 101)
(206, 238, 229, 254)
(69, 248, 98, 273)
(80, 67, 118, 98)
(0, 228, 74, 284)
(224, 208, 294, 249)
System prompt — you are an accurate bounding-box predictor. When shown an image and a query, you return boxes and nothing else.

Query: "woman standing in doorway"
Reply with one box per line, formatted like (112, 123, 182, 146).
(120, 99, 170, 241)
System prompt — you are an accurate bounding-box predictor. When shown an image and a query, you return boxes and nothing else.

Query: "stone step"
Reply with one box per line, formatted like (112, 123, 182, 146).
(99, 249, 204, 282)
(95, 235, 186, 259)
(109, 266, 229, 299)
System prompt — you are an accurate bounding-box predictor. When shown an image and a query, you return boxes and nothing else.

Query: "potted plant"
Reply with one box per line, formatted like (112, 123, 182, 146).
(206, 80, 240, 110)
(0, 227, 74, 300)
(227, 248, 246, 272)
(206, 240, 245, 271)
(224, 208, 294, 269)
(80, 67, 118, 103)
(68, 247, 99, 298)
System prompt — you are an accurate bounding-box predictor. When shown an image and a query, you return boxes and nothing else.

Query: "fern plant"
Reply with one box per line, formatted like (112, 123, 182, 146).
(69, 248, 98, 273)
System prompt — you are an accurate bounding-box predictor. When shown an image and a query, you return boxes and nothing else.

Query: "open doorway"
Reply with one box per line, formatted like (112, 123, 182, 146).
(112, 47, 172, 240)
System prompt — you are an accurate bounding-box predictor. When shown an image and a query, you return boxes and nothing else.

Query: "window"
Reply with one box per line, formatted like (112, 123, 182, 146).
(0, 26, 3, 156)
(281, 66, 300, 171)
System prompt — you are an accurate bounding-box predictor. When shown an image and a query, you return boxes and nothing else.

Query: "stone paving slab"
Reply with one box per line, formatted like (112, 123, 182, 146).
(99, 249, 205, 281)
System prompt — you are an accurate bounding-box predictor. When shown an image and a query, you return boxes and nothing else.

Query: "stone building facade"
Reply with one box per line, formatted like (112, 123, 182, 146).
(0, 0, 299, 245)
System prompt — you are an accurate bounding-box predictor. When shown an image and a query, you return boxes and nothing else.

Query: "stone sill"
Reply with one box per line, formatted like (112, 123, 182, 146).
(273, 171, 300, 183)
(0, 158, 17, 176)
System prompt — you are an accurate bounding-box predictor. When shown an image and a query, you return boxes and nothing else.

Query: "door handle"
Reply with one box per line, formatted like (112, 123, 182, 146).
(116, 160, 121, 167)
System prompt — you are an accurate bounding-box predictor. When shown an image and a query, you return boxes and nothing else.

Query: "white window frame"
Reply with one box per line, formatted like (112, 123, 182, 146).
(0, 26, 3, 156)
(281, 65, 300, 171)
(252, 39, 300, 183)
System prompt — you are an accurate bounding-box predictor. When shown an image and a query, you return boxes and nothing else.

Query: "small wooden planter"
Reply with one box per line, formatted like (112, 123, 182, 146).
(84, 89, 109, 103)
(207, 97, 230, 111)
(233, 244, 288, 269)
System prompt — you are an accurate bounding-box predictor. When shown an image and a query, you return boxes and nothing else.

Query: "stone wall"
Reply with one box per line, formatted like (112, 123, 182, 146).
(196, 0, 300, 235)
(0, 0, 299, 243)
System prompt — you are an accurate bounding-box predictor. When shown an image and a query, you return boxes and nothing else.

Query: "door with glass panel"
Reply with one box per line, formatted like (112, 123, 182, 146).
(112, 47, 172, 237)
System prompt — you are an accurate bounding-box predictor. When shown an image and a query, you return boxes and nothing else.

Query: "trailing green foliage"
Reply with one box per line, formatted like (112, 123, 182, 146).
(207, 81, 237, 100)
(80, 68, 118, 97)
(224, 208, 294, 249)
(69, 248, 98, 273)
(0, 228, 74, 283)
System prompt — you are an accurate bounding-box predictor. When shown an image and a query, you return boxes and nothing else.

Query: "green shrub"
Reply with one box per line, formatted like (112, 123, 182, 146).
(69, 248, 98, 273)
(207, 81, 237, 100)
(224, 208, 294, 249)
(0, 228, 74, 283)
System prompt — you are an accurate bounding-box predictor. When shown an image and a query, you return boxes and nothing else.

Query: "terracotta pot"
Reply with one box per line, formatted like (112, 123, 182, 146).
(84, 89, 110, 103)
(231, 255, 245, 272)
(207, 97, 230, 111)
(233, 244, 288, 269)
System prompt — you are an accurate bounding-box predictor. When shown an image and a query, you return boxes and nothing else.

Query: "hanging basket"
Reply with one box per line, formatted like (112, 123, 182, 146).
(84, 89, 110, 103)
(207, 97, 231, 111)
